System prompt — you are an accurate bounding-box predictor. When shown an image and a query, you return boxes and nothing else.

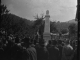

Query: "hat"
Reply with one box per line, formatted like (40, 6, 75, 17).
(52, 40, 57, 45)
(39, 39, 45, 45)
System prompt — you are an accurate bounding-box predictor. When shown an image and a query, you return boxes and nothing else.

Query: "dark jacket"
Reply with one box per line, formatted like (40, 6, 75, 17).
(47, 45, 59, 60)
(36, 45, 49, 60)
(27, 46, 37, 60)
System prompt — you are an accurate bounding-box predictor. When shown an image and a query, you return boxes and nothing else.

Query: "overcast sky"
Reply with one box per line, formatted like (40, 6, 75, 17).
(2, 0, 77, 22)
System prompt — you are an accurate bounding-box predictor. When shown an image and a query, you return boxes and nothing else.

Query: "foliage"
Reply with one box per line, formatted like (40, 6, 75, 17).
(33, 18, 43, 29)
(39, 21, 45, 35)
(60, 29, 68, 34)
(33, 14, 44, 37)
(1, 14, 33, 38)
(0, 3, 10, 26)
(50, 22, 58, 33)
(0, 4, 10, 15)
(56, 22, 70, 31)
(68, 23, 77, 38)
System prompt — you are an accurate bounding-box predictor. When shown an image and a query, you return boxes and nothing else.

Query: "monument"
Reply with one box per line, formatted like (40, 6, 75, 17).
(43, 10, 51, 45)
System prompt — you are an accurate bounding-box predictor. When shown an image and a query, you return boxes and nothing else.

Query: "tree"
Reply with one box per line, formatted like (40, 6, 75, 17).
(33, 14, 44, 20)
(50, 21, 58, 33)
(33, 18, 43, 28)
(0, 3, 10, 27)
(39, 21, 45, 36)
(0, 3, 10, 15)
(60, 29, 68, 34)
(33, 14, 44, 33)
(0, 3, 10, 37)
(68, 23, 77, 39)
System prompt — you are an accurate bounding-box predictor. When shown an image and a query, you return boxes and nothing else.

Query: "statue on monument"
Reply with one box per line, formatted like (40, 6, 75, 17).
(46, 10, 49, 15)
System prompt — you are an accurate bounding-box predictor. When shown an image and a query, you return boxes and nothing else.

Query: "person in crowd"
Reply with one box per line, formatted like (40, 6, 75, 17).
(47, 40, 52, 48)
(72, 48, 77, 60)
(71, 40, 78, 60)
(0, 39, 4, 60)
(21, 37, 37, 60)
(34, 39, 37, 45)
(36, 39, 49, 60)
(15, 36, 20, 43)
(26, 38, 37, 60)
(61, 39, 74, 60)
(4, 37, 31, 60)
(3, 37, 14, 60)
(71, 40, 77, 50)
(57, 40, 63, 60)
(21, 37, 30, 48)
(47, 40, 59, 60)
(10, 42, 23, 60)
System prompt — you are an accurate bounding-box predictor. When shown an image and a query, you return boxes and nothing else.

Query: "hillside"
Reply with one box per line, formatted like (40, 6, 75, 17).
(67, 19, 77, 24)
(55, 19, 77, 31)
(1, 14, 34, 26)
(1, 13, 34, 37)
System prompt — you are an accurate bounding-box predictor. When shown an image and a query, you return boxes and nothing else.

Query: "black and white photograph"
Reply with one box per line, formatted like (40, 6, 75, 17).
(0, 0, 79, 60)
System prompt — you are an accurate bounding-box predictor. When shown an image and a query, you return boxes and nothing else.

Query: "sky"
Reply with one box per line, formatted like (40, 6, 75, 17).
(2, 0, 77, 22)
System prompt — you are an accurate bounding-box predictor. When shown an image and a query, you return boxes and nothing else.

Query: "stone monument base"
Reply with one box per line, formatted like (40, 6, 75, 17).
(43, 33, 51, 45)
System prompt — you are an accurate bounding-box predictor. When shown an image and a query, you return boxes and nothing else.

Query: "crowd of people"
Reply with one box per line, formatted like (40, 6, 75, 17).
(0, 30, 78, 60)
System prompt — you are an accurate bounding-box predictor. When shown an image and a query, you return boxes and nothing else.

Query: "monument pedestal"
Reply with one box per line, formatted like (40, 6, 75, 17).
(43, 33, 51, 44)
